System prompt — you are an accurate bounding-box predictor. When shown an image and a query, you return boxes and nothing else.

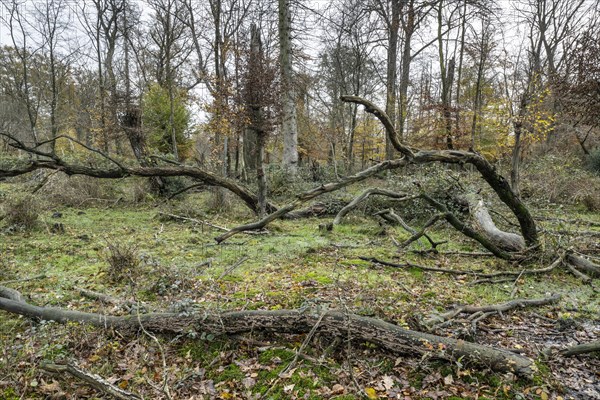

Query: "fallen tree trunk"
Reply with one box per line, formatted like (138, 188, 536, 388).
(340, 95, 538, 247)
(0, 288, 537, 378)
(471, 200, 525, 252)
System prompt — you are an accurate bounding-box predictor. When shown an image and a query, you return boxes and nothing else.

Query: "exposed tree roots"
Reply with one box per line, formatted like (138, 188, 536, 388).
(0, 286, 538, 378)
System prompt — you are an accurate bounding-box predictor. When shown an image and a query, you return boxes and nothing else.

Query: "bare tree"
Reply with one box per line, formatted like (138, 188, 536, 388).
(31, 0, 71, 155)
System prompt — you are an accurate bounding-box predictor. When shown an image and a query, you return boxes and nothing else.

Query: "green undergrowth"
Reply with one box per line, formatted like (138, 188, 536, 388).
(1, 177, 599, 399)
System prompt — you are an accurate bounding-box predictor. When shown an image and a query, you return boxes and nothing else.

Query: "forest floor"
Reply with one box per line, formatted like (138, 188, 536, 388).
(0, 171, 599, 400)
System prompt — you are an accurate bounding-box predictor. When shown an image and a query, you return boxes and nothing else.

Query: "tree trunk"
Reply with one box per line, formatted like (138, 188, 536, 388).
(0, 291, 537, 378)
(279, 0, 298, 173)
(385, 0, 401, 159)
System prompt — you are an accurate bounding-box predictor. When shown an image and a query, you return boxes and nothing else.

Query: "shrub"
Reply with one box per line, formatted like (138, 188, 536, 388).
(1, 195, 39, 231)
(101, 241, 141, 284)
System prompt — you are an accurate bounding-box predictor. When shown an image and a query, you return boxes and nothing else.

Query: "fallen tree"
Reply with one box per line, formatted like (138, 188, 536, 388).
(0, 133, 276, 215)
(0, 286, 538, 378)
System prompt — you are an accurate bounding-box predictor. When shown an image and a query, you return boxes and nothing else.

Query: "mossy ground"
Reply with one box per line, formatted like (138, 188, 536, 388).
(0, 176, 599, 399)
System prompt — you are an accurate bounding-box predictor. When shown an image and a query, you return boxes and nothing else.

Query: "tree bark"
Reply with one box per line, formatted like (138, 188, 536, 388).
(385, 0, 401, 159)
(0, 290, 537, 378)
(471, 199, 526, 252)
(279, 0, 298, 173)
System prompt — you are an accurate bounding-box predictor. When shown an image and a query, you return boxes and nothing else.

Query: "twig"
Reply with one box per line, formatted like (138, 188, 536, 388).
(510, 269, 526, 298)
(261, 310, 327, 399)
(137, 304, 173, 400)
(218, 257, 249, 280)
(0, 274, 47, 285)
(40, 362, 141, 400)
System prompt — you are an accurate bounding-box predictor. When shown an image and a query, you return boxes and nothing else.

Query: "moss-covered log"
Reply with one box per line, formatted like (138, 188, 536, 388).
(0, 288, 537, 378)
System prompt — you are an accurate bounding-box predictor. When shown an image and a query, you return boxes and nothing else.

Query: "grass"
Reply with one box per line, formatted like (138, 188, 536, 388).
(1, 178, 599, 399)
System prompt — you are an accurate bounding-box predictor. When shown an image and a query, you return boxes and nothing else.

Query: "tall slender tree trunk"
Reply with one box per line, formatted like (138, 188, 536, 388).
(279, 0, 298, 173)
(385, 0, 400, 159)
(398, 1, 414, 143)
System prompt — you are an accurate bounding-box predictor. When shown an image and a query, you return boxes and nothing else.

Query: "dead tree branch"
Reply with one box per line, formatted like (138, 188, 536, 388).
(328, 188, 414, 229)
(0, 132, 275, 215)
(0, 286, 537, 378)
(423, 294, 561, 327)
(215, 159, 408, 243)
(40, 362, 142, 400)
(376, 209, 444, 249)
(340, 95, 538, 247)
(559, 340, 600, 356)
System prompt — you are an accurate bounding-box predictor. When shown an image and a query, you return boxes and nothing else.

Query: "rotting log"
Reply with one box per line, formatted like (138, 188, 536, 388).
(0, 287, 537, 378)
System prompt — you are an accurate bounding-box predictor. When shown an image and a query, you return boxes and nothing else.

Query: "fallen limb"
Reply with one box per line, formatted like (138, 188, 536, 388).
(157, 212, 229, 232)
(398, 213, 445, 249)
(76, 287, 124, 305)
(410, 250, 495, 257)
(0, 274, 47, 285)
(423, 294, 561, 327)
(341, 95, 538, 247)
(559, 340, 600, 356)
(0, 287, 537, 378)
(40, 362, 141, 400)
(362, 255, 564, 280)
(360, 256, 481, 276)
(215, 159, 408, 243)
(0, 133, 275, 215)
(167, 183, 205, 200)
(565, 263, 592, 283)
(566, 254, 600, 278)
(328, 188, 413, 229)
(0, 286, 24, 302)
(536, 215, 600, 228)
(376, 209, 444, 250)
